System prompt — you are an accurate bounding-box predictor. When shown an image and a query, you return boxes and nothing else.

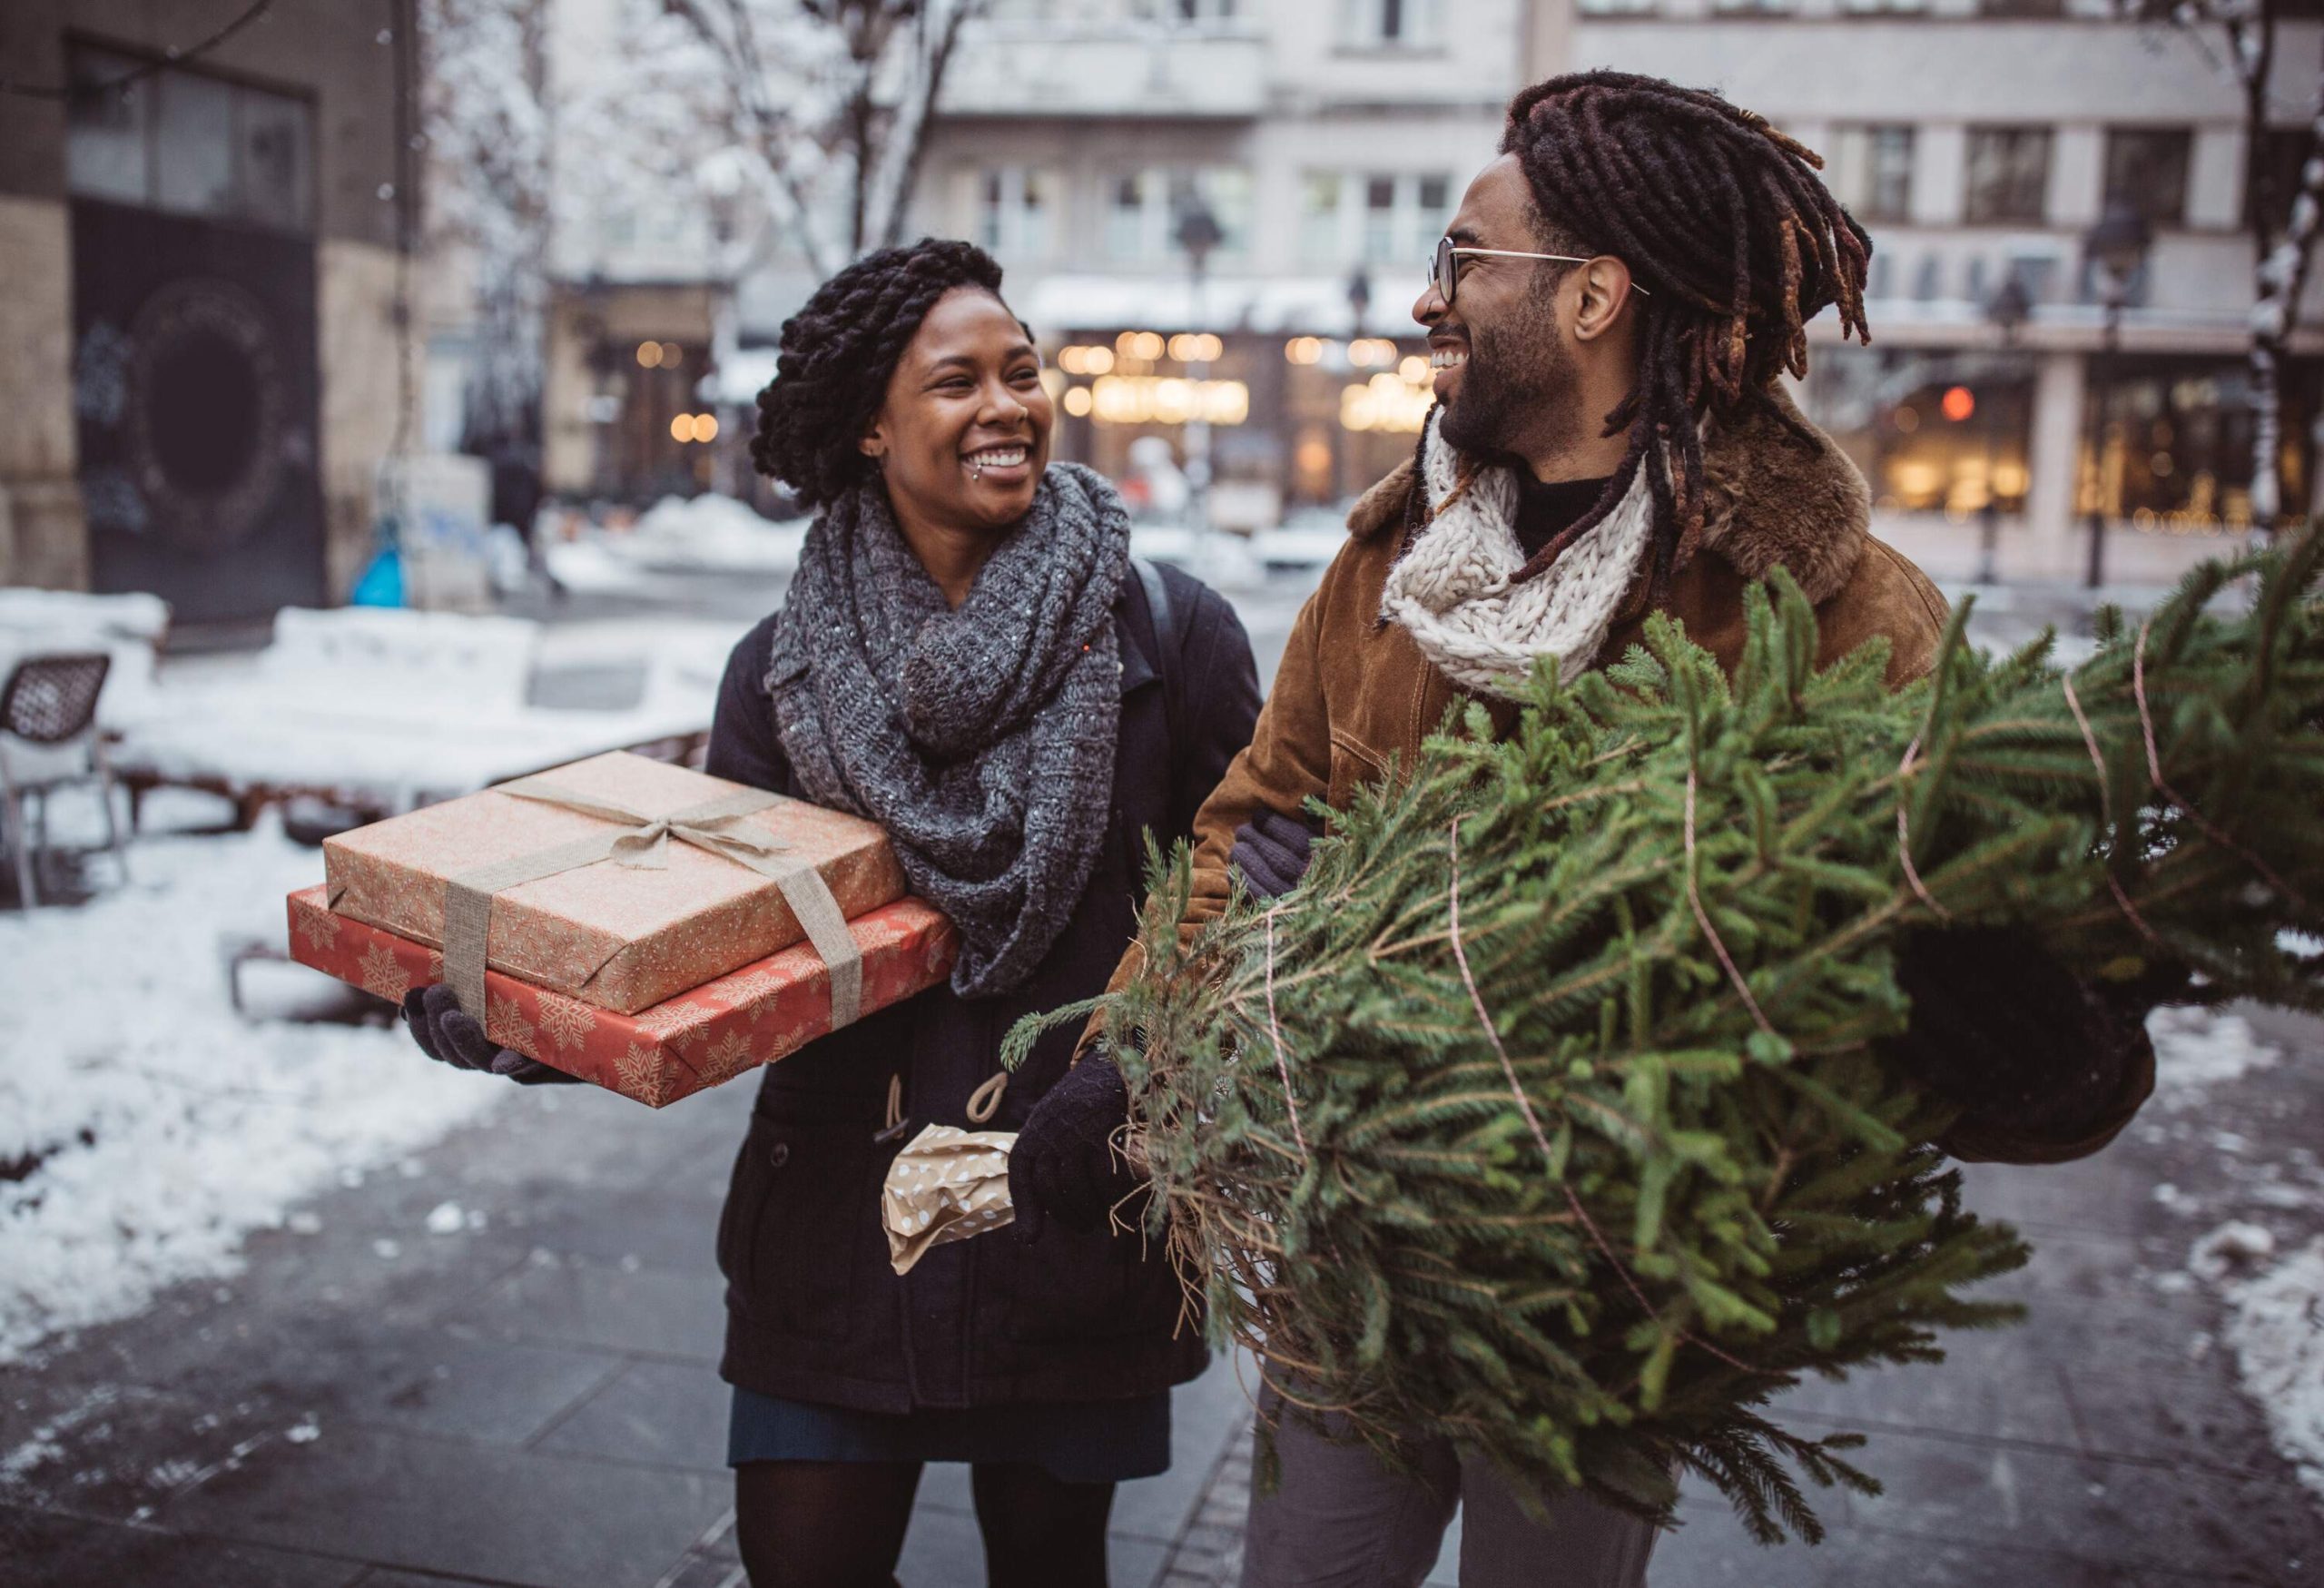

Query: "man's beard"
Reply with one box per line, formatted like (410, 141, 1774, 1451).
(1436, 295, 1584, 461)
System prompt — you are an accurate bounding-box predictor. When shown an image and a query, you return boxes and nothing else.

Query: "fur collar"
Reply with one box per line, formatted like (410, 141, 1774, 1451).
(1344, 381, 1870, 607)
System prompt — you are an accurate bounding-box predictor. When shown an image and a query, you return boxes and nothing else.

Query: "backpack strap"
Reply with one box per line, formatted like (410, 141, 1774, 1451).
(1132, 555, 1188, 756)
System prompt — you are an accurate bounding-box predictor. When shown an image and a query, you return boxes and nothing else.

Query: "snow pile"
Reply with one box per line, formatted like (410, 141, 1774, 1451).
(0, 819, 502, 1364)
(2221, 1238, 2324, 1501)
(2148, 1004, 2282, 1106)
(623, 495, 807, 574)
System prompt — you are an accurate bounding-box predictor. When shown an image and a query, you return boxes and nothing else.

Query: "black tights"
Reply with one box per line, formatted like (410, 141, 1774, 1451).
(734, 1459, 1115, 1588)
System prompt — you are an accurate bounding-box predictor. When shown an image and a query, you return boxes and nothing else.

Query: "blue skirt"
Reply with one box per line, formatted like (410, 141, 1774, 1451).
(727, 1386, 1172, 1484)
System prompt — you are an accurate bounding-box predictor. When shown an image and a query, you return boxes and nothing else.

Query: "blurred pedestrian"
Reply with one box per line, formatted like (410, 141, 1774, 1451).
(405, 238, 1261, 1588)
(1014, 71, 2165, 1588)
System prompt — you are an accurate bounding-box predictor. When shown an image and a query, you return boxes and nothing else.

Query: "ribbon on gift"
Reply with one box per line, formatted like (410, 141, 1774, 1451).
(881, 1123, 1019, 1275)
(433, 774, 863, 1030)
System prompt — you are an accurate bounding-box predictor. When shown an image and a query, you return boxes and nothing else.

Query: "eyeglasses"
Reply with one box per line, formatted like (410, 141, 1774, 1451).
(1428, 235, 1651, 305)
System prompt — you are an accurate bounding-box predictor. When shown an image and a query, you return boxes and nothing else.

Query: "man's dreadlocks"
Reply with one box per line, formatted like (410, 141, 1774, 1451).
(1486, 70, 1873, 597)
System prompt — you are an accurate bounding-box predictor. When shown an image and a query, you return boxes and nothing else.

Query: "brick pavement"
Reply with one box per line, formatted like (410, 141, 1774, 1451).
(2, 1000, 2318, 1587)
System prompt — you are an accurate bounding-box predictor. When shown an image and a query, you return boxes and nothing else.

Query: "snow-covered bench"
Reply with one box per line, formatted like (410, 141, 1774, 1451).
(0, 588, 172, 730)
(106, 607, 714, 828)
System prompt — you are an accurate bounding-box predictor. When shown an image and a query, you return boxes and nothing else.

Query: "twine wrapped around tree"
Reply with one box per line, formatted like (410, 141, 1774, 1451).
(1008, 532, 2324, 1545)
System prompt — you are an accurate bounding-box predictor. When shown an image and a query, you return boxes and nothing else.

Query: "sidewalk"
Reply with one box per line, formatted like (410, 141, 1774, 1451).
(3, 1001, 2319, 1588)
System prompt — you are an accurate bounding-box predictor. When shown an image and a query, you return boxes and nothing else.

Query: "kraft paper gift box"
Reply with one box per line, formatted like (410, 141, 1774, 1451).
(320, 750, 909, 1017)
(287, 886, 958, 1107)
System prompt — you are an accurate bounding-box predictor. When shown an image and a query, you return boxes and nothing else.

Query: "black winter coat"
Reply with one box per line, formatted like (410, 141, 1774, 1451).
(705, 560, 1260, 1412)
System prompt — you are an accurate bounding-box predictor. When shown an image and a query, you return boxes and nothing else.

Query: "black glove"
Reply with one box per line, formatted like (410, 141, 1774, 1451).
(1231, 807, 1318, 901)
(1886, 927, 2160, 1139)
(1009, 1054, 1143, 1244)
(402, 984, 579, 1086)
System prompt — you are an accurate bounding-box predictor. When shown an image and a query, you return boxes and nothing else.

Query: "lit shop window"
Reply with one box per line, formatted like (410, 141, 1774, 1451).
(2079, 360, 2319, 533)
(1803, 349, 2034, 518)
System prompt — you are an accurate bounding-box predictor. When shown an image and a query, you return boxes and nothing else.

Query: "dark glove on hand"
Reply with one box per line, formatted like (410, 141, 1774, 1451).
(1009, 1054, 1143, 1245)
(1231, 807, 1318, 901)
(401, 984, 578, 1086)
(1887, 927, 2157, 1139)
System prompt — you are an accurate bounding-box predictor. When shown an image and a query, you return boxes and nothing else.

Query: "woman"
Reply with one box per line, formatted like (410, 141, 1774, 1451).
(402, 239, 1261, 1586)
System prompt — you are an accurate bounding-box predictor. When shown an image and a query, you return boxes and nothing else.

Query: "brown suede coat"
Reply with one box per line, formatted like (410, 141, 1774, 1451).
(1100, 386, 2151, 1164)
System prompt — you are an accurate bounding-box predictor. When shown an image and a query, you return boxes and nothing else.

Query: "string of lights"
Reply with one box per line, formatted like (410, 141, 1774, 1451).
(0, 0, 278, 101)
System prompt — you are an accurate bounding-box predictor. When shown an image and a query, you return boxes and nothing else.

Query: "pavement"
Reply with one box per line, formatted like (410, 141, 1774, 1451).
(5, 996, 2319, 1588)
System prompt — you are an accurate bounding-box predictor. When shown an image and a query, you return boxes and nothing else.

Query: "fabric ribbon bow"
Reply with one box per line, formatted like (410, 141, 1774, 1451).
(436, 775, 864, 1030)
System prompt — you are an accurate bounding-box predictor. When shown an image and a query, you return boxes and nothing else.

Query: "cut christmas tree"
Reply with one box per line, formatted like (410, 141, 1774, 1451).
(1011, 532, 2324, 1544)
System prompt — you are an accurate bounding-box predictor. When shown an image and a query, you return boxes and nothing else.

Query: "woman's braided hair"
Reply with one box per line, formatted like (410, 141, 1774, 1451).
(1492, 71, 1873, 597)
(750, 238, 1009, 508)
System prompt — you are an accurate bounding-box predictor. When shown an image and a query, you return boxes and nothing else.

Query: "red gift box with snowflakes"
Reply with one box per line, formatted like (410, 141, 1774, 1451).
(286, 885, 957, 1107)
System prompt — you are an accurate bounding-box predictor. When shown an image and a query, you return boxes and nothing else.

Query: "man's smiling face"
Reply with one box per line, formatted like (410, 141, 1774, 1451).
(1412, 153, 1586, 462)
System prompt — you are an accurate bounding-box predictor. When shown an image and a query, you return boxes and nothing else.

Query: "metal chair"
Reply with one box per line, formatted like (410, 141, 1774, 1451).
(0, 651, 125, 907)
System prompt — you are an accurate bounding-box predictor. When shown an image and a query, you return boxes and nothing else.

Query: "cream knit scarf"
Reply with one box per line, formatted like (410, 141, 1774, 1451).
(1379, 409, 1657, 699)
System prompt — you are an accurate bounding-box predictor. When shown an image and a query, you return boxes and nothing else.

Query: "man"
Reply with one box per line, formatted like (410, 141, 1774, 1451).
(1013, 71, 2158, 1586)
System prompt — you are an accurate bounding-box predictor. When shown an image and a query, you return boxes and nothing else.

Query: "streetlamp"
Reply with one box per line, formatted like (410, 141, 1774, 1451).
(1346, 266, 1372, 339)
(2081, 202, 2153, 591)
(1976, 271, 2032, 586)
(1174, 188, 1225, 549)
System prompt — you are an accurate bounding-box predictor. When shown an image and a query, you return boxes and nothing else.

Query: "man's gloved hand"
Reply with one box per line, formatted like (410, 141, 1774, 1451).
(1009, 1054, 1143, 1245)
(1887, 927, 2162, 1139)
(1231, 808, 1318, 901)
(401, 984, 579, 1086)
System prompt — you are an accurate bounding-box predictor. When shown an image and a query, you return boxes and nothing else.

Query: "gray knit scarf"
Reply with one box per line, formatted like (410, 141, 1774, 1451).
(764, 462, 1130, 999)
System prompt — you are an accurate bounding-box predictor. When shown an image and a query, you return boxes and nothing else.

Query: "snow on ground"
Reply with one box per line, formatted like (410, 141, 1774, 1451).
(2222, 1238, 2324, 1500)
(2145, 1006, 2324, 1502)
(0, 812, 501, 1365)
(546, 496, 805, 593)
(2149, 1004, 2284, 1105)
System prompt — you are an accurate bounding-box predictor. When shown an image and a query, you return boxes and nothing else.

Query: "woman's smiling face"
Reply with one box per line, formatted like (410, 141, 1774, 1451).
(862, 286, 1054, 538)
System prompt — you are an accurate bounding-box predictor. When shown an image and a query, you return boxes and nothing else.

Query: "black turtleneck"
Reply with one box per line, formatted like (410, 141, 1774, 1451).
(1513, 473, 1615, 563)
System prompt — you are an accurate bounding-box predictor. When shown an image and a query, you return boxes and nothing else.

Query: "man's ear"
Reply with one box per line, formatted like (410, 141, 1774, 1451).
(1571, 258, 1640, 343)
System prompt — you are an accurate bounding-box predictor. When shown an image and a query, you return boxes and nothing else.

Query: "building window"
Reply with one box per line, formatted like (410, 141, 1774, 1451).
(1964, 126, 2053, 224)
(2103, 128, 2192, 228)
(1131, 0, 1238, 18)
(1713, 0, 1793, 13)
(1827, 124, 1915, 223)
(1340, 0, 1445, 48)
(1978, 0, 2064, 15)
(1300, 173, 1344, 266)
(978, 166, 1053, 258)
(1102, 166, 1253, 264)
(1840, 0, 1928, 12)
(1300, 171, 1452, 269)
(64, 45, 314, 232)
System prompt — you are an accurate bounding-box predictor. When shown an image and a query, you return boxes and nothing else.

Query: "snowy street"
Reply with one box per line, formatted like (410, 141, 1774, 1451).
(2, 558, 2320, 1586)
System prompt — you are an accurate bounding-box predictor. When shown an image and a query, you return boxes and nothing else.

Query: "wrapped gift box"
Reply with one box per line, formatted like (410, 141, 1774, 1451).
(322, 750, 907, 1015)
(288, 885, 957, 1106)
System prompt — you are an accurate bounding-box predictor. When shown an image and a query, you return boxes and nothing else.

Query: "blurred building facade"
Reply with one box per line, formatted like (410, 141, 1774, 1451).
(904, 0, 2324, 572)
(0, 1, 418, 625)
(912, 0, 1529, 528)
(1551, 0, 2324, 582)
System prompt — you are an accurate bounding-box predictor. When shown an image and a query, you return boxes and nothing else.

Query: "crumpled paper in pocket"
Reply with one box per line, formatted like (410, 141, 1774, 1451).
(881, 1122, 1017, 1275)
